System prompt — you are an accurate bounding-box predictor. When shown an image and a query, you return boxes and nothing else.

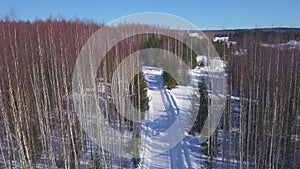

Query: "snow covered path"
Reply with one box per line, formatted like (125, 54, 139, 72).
(138, 56, 227, 169)
(138, 67, 172, 169)
(139, 66, 197, 169)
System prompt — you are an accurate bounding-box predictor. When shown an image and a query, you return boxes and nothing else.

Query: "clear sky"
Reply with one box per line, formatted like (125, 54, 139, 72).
(0, 0, 299, 30)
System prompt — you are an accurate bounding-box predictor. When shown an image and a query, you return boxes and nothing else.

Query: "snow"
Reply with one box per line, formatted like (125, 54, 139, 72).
(213, 36, 237, 47)
(230, 96, 240, 101)
(189, 32, 203, 39)
(213, 37, 229, 42)
(196, 55, 207, 64)
(4, 53, 238, 168)
(261, 40, 300, 49)
(138, 54, 229, 168)
(234, 49, 248, 56)
(287, 40, 299, 46)
(69, 54, 240, 168)
(139, 66, 194, 168)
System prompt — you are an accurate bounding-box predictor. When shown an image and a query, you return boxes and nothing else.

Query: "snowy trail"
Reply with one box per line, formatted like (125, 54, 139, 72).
(138, 67, 171, 169)
(160, 88, 184, 169)
(139, 66, 193, 169)
(139, 55, 227, 169)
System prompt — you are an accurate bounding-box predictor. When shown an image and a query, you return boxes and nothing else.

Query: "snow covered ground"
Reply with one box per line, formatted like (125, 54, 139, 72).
(0, 55, 246, 169)
(138, 55, 228, 169)
(138, 66, 197, 169)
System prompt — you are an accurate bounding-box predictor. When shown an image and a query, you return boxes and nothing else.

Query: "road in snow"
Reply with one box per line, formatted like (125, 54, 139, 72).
(138, 66, 203, 169)
(138, 55, 228, 169)
(138, 67, 171, 169)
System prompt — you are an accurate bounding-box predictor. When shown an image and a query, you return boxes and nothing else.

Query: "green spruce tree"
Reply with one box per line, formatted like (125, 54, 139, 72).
(190, 79, 209, 135)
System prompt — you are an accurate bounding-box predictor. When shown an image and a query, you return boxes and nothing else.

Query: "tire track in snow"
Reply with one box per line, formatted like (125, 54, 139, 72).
(140, 66, 189, 169)
(160, 88, 182, 169)
(166, 91, 194, 169)
(139, 67, 171, 169)
(160, 80, 191, 169)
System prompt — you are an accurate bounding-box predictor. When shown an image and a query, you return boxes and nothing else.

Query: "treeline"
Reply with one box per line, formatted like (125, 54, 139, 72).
(141, 34, 198, 69)
(0, 19, 198, 168)
(188, 29, 300, 168)
(1, 18, 298, 168)
(230, 28, 300, 44)
(204, 28, 300, 43)
(224, 30, 300, 168)
(141, 34, 197, 89)
(0, 19, 101, 168)
(0, 18, 151, 168)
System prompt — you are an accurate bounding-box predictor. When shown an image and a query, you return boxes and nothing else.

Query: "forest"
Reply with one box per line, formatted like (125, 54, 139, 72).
(0, 18, 299, 168)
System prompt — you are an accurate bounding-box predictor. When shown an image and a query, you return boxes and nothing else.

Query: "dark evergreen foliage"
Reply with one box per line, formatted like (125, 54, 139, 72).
(162, 71, 178, 90)
(129, 71, 150, 113)
(142, 34, 198, 69)
(189, 79, 208, 135)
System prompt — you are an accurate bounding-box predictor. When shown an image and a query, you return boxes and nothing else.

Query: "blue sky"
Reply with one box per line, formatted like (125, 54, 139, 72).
(0, 0, 299, 30)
